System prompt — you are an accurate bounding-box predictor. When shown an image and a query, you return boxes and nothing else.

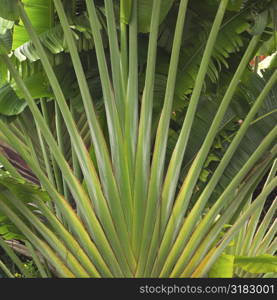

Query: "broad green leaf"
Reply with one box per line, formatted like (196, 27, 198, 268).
(0, 30, 12, 53)
(0, 70, 52, 116)
(13, 15, 94, 61)
(251, 10, 269, 36)
(227, 0, 244, 11)
(0, 173, 29, 241)
(257, 30, 277, 56)
(0, 63, 101, 116)
(0, 223, 23, 240)
(12, 0, 54, 49)
(235, 255, 277, 274)
(0, 170, 50, 204)
(0, 17, 14, 35)
(208, 253, 234, 278)
(0, 83, 27, 116)
(12, 71, 52, 99)
(0, 170, 50, 240)
(0, 0, 19, 21)
(138, 0, 175, 33)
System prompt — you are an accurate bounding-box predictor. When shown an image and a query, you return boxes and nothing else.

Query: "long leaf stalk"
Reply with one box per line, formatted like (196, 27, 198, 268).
(239, 159, 277, 256)
(151, 0, 230, 276)
(2, 190, 98, 277)
(0, 259, 14, 278)
(105, 0, 125, 126)
(54, 102, 68, 219)
(5, 208, 91, 278)
(125, 0, 138, 184)
(258, 219, 277, 253)
(0, 199, 76, 277)
(33, 120, 56, 214)
(266, 238, 277, 255)
(0, 51, 122, 276)
(178, 151, 275, 277)
(25, 241, 48, 278)
(34, 118, 55, 186)
(249, 198, 277, 256)
(85, 0, 134, 241)
(40, 99, 65, 217)
(120, 21, 128, 94)
(54, 0, 135, 272)
(164, 128, 277, 277)
(159, 0, 230, 235)
(0, 126, 39, 184)
(136, 0, 189, 276)
(0, 152, 22, 179)
(0, 236, 33, 278)
(15, 3, 107, 220)
(70, 103, 83, 214)
(54, 102, 70, 201)
(191, 176, 277, 277)
(119, 0, 131, 94)
(153, 69, 277, 277)
(0, 121, 116, 276)
(17, 116, 41, 169)
(160, 35, 261, 232)
(132, 0, 162, 258)
(16, 2, 135, 275)
(40, 100, 64, 194)
(32, 194, 102, 276)
(228, 174, 263, 227)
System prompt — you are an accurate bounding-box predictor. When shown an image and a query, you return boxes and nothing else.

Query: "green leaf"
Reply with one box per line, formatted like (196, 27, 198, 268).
(138, 0, 175, 33)
(209, 253, 234, 278)
(12, 0, 54, 49)
(0, 171, 50, 240)
(13, 15, 95, 61)
(227, 0, 244, 12)
(12, 71, 53, 99)
(0, 0, 19, 21)
(235, 255, 277, 274)
(0, 170, 50, 204)
(0, 83, 27, 116)
(0, 62, 101, 117)
(0, 17, 14, 35)
(0, 29, 12, 53)
(0, 69, 53, 116)
(251, 10, 269, 36)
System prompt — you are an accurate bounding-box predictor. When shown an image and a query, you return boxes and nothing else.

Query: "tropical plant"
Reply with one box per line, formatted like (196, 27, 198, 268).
(0, 0, 276, 278)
